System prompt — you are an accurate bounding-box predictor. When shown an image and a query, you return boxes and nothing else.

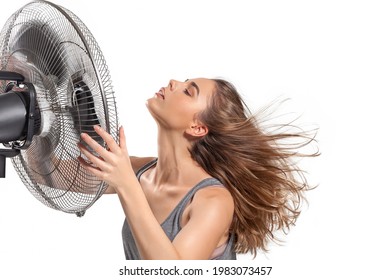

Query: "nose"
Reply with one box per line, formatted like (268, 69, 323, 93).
(168, 79, 178, 91)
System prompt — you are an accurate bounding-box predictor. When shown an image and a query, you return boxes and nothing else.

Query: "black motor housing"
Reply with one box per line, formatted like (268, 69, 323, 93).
(0, 91, 29, 142)
(0, 71, 40, 178)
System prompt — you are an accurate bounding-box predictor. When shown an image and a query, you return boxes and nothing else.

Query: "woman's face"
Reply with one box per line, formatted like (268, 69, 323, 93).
(146, 78, 215, 132)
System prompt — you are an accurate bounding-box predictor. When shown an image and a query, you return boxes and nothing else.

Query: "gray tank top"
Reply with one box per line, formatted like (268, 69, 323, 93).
(122, 159, 236, 260)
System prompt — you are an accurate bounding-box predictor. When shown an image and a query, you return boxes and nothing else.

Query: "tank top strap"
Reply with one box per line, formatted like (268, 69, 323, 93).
(135, 158, 158, 180)
(173, 177, 224, 213)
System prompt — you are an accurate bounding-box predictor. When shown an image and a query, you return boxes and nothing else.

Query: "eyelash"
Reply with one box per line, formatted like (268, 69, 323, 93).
(184, 89, 191, 96)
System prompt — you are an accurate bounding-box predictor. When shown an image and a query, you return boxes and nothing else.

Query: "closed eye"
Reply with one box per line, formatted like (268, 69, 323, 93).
(183, 88, 192, 96)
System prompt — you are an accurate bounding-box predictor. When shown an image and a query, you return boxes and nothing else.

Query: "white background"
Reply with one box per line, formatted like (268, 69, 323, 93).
(0, 0, 389, 279)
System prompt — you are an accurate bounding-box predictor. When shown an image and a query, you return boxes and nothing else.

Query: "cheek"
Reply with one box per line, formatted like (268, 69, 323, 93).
(165, 102, 197, 127)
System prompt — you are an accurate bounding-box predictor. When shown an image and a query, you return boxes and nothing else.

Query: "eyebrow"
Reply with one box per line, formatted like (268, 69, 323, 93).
(185, 79, 200, 96)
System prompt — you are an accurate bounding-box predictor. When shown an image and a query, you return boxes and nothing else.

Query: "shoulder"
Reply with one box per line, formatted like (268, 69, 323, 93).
(189, 185, 234, 222)
(130, 156, 157, 174)
(172, 184, 235, 259)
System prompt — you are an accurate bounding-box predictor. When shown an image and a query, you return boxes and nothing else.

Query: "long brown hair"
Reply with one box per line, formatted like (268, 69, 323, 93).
(189, 78, 319, 255)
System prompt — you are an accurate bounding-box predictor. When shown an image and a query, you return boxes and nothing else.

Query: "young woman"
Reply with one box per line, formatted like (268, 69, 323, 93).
(77, 78, 317, 260)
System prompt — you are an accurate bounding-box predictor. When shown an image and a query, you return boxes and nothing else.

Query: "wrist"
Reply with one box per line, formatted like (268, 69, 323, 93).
(113, 173, 139, 194)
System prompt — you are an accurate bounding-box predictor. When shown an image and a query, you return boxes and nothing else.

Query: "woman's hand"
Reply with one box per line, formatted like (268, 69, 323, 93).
(77, 125, 135, 188)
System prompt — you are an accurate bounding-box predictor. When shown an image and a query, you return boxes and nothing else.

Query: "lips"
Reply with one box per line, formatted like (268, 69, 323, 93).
(156, 87, 165, 99)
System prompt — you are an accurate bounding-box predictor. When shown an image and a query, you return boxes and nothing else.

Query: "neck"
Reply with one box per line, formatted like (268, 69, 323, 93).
(153, 128, 197, 186)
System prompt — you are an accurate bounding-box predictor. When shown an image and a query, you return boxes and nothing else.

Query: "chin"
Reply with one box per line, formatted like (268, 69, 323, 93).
(145, 99, 161, 122)
(145, 96, 157, 109)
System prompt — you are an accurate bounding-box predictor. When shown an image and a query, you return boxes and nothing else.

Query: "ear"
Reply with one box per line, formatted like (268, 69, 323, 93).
(185, 121, 208, 138)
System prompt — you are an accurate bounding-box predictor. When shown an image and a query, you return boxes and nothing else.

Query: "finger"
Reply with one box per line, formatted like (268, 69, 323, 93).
(93, 125, 121, 154)
(119, 126, 128, 151)
(78, 156, 104, 178)
(80, 132, 111, 160)
(78, 142, 110, 170)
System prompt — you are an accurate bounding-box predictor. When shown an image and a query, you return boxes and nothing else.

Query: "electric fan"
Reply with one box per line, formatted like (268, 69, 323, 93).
(0, 0, 118, 217)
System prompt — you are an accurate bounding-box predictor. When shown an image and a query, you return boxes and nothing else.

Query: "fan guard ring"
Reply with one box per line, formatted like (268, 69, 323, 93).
(0, 0, 119, 216)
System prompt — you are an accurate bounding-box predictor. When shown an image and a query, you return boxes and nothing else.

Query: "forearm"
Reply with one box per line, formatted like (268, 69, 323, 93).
(77, 126, 181, 258)
(116, 179, 181, 259)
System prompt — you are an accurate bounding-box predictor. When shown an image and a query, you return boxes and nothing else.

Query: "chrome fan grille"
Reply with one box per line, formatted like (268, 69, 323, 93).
(0, 1, 118, 216)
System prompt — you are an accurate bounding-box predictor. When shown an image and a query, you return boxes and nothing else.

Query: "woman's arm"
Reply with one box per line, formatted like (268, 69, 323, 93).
(78, 125, 234, 259)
